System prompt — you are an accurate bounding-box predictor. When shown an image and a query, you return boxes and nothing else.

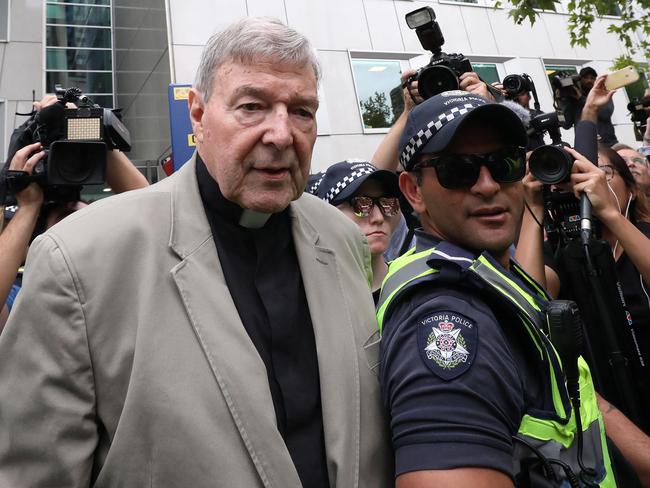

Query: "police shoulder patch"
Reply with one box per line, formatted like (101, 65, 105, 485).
(416, 310, 478, 381)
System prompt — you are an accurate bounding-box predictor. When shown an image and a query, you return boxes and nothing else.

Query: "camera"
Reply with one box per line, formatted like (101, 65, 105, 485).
(529, 144, 573, 185)
(2, 85, 131, 202)
(551, 72, 581, 99)
(627, 98, 650, 141)
(404, 7, 473, 99)
(503, 74, 534, 98)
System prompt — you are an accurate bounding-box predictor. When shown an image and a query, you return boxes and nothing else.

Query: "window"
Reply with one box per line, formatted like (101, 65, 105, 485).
(45, 0, 113, 108)
(596, 4, 621, 16)
(351, 59, 406, 131)
(545, 64, 578, 89)
(472, 63, 500, 84)
(0, 0, 9, 41)
(47, 48, 112, 71)
(47, 4, 112, 26)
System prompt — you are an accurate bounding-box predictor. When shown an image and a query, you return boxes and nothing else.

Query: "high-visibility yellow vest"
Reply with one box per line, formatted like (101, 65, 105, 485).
(377, 242, 616, 487)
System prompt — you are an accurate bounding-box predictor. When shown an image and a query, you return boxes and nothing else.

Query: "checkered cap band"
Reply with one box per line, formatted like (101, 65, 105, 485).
(307, 170, 326, 194)
(400, 103, 479, 169)
(323, 166, 375, 204)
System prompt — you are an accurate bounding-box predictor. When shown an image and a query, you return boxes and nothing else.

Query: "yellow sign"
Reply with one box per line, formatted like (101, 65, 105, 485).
(174, 87, 191, 100)
(187, 133, 196, 146)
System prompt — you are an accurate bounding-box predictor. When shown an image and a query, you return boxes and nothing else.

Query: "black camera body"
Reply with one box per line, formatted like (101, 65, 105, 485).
(627, 98, 650, 141)
(2, 85, 131, 203)
(405, 7, 473, 99)
(503, 74, 534, 98)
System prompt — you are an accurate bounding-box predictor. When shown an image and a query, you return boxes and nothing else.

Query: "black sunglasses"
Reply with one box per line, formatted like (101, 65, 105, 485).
(415, 146, 527, 189)
(349, 196, 400, 218)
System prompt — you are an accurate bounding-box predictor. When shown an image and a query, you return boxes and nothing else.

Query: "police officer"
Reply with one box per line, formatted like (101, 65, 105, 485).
(377, 91, 618, 487)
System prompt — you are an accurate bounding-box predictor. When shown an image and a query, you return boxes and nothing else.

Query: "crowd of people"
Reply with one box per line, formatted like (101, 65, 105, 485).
(1, 15, 650, 488)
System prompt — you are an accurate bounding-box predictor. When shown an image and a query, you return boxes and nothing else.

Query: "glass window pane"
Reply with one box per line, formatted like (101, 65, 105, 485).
(47, 48, 112, 70)
(47, 4, 111, 26)
(86, 94, 114, 108)
(596, 4, 621, 15)
(49, 0, 110, 5)
(472, 63, 500, 85)
(47, 25, 111, 48)
(352, 59, 404, 130)
(47, 71, 113, 94)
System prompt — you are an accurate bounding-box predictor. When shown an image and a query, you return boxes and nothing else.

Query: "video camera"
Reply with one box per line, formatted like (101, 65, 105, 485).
(627, 97, 650, 141)
(404, 7, 473, 100)
(551, 72, 581, 100)
(2, 85, 131, 203)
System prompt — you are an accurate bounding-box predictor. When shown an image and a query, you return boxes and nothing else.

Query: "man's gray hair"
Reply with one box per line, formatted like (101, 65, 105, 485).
(194, 17, 321, 101)
(611, 143, 635, 152)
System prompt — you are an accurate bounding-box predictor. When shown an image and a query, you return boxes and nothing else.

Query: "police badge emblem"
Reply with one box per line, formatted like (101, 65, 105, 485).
(417, 310, 478, 380)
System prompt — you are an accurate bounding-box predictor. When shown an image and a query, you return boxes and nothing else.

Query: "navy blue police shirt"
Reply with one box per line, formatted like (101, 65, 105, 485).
(380, 230, 545, 480)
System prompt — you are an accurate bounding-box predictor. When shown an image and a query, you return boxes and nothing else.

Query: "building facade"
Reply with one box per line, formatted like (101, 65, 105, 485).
(1, 0, 648, 175)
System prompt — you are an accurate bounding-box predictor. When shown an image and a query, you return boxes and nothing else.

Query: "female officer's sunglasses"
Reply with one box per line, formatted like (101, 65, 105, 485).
(349, 196, 401, 218)
(415, 146, 527, 190)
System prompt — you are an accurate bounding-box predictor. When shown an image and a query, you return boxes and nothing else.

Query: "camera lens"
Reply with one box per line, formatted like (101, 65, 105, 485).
(418, 65, 459, 99)
(503, 75, 524, 95)
(529, 145, 574, 185)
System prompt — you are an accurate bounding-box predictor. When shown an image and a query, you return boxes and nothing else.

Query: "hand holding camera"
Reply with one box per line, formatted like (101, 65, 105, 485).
(8, 142, 46, 211)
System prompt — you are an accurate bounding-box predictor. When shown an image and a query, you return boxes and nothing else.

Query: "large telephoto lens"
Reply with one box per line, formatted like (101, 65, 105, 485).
(418, 65, 459, 99)
(529, 144, 574, 184)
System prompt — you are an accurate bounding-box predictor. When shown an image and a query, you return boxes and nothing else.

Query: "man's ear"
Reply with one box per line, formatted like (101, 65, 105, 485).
(188, 88, 205, 144)
(399, 171, 426, 214)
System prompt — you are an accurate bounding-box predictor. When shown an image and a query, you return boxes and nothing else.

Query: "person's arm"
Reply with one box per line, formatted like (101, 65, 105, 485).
(568, 149, 650, 285)
(372, 69, 421, 172)
(580, 74, 616, 124)
(514, 164, 547, 287)
(105, 149, 149, 193)
(597, 394, 650, 487)
(397, 468, 513, 488)
(0, 143, 45, 329)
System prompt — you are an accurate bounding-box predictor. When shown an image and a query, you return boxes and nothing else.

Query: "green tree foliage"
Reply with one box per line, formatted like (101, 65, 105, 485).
(361, 91, 391, 129)
(494, 0, 650, 71)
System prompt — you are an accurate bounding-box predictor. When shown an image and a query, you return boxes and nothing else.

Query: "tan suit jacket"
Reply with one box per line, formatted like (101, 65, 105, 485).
(0, 156, 392, 487)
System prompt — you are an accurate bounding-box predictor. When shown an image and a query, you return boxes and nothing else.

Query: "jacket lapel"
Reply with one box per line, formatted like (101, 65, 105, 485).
(167, 156, 301, 488)
(290, 201, 360, 487)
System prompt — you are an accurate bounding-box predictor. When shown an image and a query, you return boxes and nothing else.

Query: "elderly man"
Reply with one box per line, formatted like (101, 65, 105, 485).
(612, 143, 650, 195)
(0, 17, 391, 488)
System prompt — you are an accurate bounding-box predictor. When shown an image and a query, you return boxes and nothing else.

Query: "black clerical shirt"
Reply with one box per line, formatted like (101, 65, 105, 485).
(196, 157, 330, 487)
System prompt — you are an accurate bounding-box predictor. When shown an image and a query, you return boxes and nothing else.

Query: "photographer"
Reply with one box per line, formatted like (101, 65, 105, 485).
(0, 96, 149, 331)
(559, 67, 619, 146)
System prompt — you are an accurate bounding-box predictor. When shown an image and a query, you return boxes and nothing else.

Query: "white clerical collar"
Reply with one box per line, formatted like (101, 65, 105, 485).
(238, 209, 272, 229)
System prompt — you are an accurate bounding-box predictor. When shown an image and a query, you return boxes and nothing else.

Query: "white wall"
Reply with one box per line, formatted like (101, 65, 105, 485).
(166, 0, 644, 170)
(0, 0, 43, 161)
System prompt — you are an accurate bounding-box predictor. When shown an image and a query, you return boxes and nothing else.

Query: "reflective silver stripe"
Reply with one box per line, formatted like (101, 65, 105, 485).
(377, 252, 433, 312)
(429, 249, 473, 264)
(470, 259, 542, 320)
